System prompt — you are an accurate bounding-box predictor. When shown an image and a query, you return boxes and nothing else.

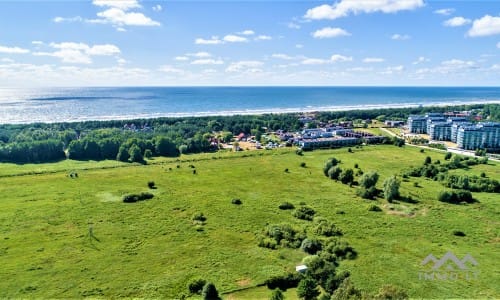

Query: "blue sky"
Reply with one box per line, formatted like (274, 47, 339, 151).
(0, 0, 499, 86)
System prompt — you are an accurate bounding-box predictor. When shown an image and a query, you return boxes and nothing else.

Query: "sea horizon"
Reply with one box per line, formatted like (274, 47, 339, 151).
(0, 86, 499, 125)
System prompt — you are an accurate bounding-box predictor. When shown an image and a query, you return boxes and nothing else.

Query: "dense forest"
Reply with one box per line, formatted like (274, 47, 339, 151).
(0, 104, 497, 164)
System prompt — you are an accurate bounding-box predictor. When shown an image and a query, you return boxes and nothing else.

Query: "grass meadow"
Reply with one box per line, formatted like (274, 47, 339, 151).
(0, 145, 498, 299)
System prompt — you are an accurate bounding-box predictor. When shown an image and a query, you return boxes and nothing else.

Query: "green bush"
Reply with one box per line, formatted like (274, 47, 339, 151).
(300, 238, 323, 255)
(192, 212, 207, 222)
(265, 272, 302, 290)
(313, 218, 342, 237)
(300, 162, 307, 168)
(278, 202, 295, 210)
(201, 282, 219, 300)
(453, 230, 466, 237)
(122, 192, 154, 203)
(368, 205, 382, 212)
(187, 278, 206, 294)
(231, 198, 242, 205)
(293, 206, 316, 221)
(147, 181, 156, 189)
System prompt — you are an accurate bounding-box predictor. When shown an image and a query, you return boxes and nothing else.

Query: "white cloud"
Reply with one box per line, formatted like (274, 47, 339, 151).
(412, 56, 429, 64)
(443, 17, 471, 27)
(226, 60, 263, 72)
(287, 22, 301, 29)
(331, 54, 352, 62)
(468, 15, 500, 37)
(301, 58, 330, 65)
(416, 59, 477, 75)
(191, 59, 224, 65)
(1, 58, 15, 63)
(92, 0, 141, 10)
(53, 16, 84, 23)
(0, 45, 30, 54)
(497, 42, 500, 49)
(223, 35, 248, 43)
(96, 8, 160, 26)
(255, 35, 272, 41)
(175, 56, 189, 61)
(363, 57, 384, 63)
(491, 64, 500, 70)
(54, 0, 160, 29)
(391, 34, 410, 40)
(380, 65, 404, 75)
(32, 41, 43, 45)
(304, 0, 424, 20)
(189, 52, 212, 58)
(272, 54, 294, 60)
(33, 42, 120, 64)
(295, 44, 304, 49)
(312, 27, 351, 39)
(195, 36, 223, 45)
(239, 30, 255, 35)
(347, 67, 373, 72)
(434, 8, 454, 16)
(152, 4, 162, 12)
(159, 65, 184, 74)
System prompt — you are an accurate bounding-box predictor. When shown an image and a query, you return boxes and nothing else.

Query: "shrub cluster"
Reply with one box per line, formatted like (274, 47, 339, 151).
(265, 272, 302, 290)
(438, 190, 474, 204)
(313, 218, 343, 237)
(258, 223, 306, 249)
(187, 278, 206, 294)
(293, 206, 316, 221)
(122, 192, 154, 203)
(231, 198, 242, 205)
(278, 202, 295, 210)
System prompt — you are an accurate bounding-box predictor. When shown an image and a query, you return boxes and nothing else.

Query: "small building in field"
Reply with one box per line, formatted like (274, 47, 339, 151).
(296, 265, 308, 273)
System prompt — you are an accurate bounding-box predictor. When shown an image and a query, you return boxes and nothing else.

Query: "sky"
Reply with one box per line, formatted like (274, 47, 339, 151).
(0, 0, 499, 87)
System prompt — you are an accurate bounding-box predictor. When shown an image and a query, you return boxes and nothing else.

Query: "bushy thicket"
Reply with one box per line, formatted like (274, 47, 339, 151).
(122, 192, 154, 203)
(278, 202, 295, 210)
(438, 190, 474, 204)
(293, 206, 316, 221)
(258, 223, 306, 249)
(265, 272, 302, 290)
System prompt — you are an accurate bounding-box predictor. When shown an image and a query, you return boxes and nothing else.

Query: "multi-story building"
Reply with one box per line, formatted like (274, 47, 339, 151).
(481, 122, 500, 149)
(408, 115, 427, 133)
(451, 122, 472, 142)
(429, 122, 452, 141)
(457, 125, 485, 150)
(426, 117, 447, 134)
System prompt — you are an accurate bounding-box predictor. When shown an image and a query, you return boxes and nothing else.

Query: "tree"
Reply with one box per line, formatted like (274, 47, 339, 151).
(374, 285, 408, 300)
(383, 176, 400, 202)
(201, 282, 220, 300)
(327, 166, 342, 180)
(339, 169, 354, 185)
(155, 136, 178, 157)
(179, 144, 188, 154)
(270, 289, 285, 300)
(424, 156, 431, 165)
(359, 171, 379, 189)
(297, 277, 319, 300)
(444, 152, 452, 160)
(116, 145, 130, 162)
(331, 278, 362, 300)
(128, 144, 143, 163)
(144, 149, 153, 159)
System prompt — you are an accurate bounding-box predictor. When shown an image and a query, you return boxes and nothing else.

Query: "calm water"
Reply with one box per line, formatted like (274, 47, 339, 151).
(0, 86, 499, 124)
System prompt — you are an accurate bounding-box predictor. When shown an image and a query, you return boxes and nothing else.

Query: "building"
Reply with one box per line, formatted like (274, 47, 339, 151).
(457, 125, 485, 150)
(426, 117, 447, 134)
(385, 120, 405, 127)
(451, 122, 472, 142)
(299, 137, 361, 150)
(408, 115, 427, 133)
(429, 122, 452, 141)
(481, 122, 500, 149)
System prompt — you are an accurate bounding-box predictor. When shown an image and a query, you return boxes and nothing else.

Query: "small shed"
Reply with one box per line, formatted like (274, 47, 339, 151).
(295, 265, 308, 273)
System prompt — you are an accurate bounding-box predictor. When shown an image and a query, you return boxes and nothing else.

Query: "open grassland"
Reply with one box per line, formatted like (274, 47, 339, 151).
(0, 145, 498, 299)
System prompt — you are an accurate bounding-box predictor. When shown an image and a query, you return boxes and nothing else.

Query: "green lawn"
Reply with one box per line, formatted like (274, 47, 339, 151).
(0, 145, 498, 299)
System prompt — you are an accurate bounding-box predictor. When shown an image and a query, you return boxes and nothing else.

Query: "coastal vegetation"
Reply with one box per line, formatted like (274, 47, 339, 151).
(0, 145, 498, 299)
(0, 104, 497, 164)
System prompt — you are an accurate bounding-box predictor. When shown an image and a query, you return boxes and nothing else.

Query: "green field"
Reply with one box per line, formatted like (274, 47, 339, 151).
(0, 145, 498, 299)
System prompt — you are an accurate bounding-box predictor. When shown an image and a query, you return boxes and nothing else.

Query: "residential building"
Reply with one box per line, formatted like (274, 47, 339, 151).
(408, 115, 427, 133)
(457, 125, 484, 150)
(429, 122, 452, 141)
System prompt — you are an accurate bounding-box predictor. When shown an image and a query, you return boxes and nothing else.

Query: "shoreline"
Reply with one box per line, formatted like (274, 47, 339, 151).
(0, 99, 498, 125)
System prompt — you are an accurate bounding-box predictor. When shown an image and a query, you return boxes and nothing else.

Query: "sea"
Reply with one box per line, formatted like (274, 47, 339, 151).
(0, 86, 499, 124)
